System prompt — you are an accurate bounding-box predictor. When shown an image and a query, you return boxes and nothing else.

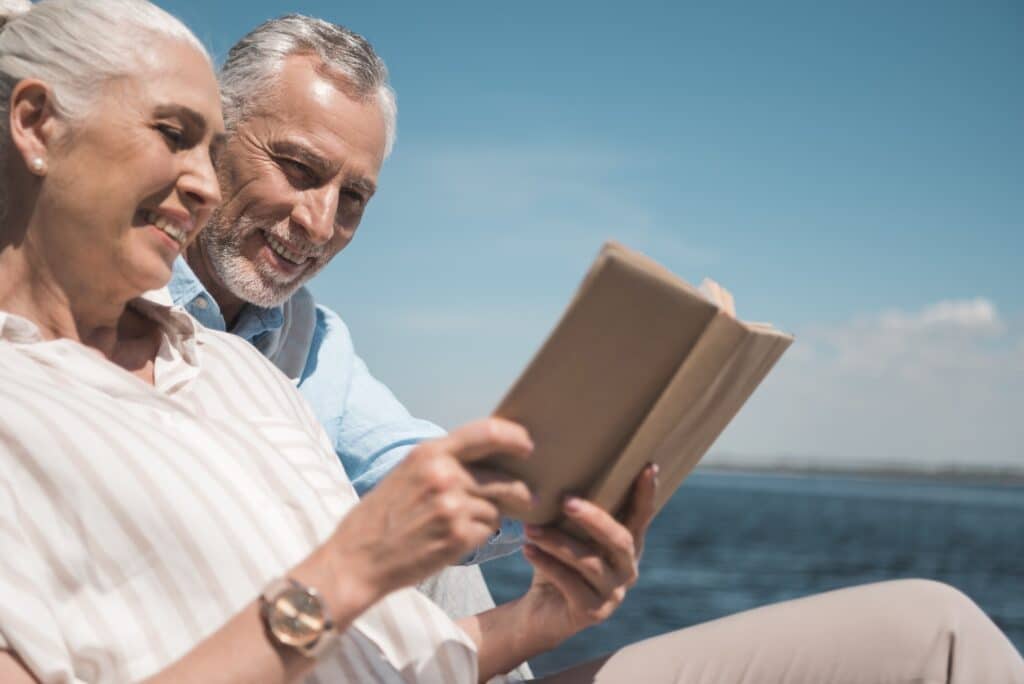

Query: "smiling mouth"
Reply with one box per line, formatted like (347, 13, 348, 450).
(143, 209, 188, 246)
(263, 232, 311, 266)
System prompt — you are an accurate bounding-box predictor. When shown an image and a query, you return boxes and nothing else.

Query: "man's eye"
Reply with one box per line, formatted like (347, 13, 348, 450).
(279, 158, 316, 185)
(341, 189, 366, 207)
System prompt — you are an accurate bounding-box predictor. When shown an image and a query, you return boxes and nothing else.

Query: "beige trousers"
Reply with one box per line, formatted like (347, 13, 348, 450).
(538, 579, 1024, 683)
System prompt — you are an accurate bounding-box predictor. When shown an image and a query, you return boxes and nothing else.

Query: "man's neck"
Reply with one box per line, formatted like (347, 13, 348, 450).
(184, 241, 247, 328)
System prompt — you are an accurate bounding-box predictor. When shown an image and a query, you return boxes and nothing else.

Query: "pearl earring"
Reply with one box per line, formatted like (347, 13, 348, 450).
(30, 157, 46, 174)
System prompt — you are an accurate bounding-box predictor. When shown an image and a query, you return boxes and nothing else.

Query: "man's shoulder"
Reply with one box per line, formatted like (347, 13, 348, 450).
(273, 288, 356, 386)
(301, 292, 348, 332)
(295, 291, 354, 348)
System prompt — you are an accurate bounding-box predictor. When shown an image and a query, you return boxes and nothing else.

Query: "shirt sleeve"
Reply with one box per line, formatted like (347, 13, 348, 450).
(0, 468, 81, 683)
(459, 518, 525, 565)
(298, 305, 445, 490)
(298, 304, 523, 564)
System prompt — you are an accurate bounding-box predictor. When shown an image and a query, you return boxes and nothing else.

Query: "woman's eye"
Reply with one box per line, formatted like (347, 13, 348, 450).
(157, 124, 185, 149)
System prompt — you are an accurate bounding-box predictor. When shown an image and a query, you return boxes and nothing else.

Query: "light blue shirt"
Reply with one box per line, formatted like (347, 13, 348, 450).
(168, 258, 523, 564)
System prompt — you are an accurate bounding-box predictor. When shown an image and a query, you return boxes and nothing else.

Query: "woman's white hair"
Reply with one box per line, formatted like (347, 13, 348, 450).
(219, 14, 397, 157)
(0, 0, 208, 121)
(0, 0, 209, 219)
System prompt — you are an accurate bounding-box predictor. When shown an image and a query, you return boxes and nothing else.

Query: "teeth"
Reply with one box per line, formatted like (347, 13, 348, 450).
(265, 233, 307, 265)
(146, 210, 186, 245)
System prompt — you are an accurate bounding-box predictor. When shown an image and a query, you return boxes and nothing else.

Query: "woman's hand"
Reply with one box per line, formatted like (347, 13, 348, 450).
(519, 464, 658, 645)
(320, 418, 534, 610)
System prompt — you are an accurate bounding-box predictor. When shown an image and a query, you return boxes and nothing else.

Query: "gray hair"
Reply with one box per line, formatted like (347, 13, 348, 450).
(0, 0, 208, 220)
(219, 14, 397, 156)
(0, 0, 209, 122)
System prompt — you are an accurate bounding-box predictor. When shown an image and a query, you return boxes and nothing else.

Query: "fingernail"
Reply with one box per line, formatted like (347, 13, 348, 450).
(563, 496, 583, 514)
(649, 463, 660, 476)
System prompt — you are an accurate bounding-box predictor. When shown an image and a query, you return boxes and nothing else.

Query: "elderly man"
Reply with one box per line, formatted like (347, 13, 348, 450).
(166, 14, 520, 626)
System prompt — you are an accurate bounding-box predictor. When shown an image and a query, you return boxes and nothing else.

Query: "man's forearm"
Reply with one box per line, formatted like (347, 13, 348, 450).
(457, 597, 559, 683)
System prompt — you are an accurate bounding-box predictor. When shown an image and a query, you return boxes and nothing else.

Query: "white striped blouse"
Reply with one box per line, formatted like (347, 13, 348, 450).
(0, 300, 478, 683)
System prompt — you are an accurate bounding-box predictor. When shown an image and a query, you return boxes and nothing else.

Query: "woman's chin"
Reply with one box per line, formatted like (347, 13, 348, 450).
(126, 257, 176, 299)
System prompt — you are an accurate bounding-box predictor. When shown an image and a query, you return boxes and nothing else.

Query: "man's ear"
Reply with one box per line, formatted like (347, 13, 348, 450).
(8, 78, 61, 173)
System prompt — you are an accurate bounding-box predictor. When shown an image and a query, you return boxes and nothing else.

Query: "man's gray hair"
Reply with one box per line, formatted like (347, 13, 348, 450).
(219, 14, 397, 157)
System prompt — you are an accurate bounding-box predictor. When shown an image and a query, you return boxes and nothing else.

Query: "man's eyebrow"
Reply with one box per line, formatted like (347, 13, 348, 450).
(347, 176, 377, 198)
(153, 104, 208, 133)
(271, 140, 377, 196)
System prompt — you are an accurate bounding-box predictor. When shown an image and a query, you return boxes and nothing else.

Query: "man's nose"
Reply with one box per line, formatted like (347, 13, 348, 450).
(291, 186, 338, 246)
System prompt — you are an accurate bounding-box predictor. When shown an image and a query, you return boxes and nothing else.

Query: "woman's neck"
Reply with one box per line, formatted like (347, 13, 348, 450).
(0, 241, 153, 366)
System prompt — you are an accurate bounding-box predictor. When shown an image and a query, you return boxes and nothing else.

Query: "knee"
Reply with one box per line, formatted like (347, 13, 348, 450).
(883, 578, 985, 632)
(894, 578, 978, 609)
(862, 580, 1022, 681)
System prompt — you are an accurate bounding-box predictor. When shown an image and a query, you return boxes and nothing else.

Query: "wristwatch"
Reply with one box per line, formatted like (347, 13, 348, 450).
(260, 577, 336, 658)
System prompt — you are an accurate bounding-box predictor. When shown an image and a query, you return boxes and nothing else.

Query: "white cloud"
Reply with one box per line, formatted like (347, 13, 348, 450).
(879, 297, 1003, 333)
(711, 298, 1024, 474)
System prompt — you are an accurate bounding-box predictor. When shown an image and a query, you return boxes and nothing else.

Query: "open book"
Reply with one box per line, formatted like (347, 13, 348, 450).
(483, 242, 793, 529)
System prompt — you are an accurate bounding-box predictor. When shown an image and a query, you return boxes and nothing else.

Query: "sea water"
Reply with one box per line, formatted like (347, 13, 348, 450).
(484, 470, 1024, 676)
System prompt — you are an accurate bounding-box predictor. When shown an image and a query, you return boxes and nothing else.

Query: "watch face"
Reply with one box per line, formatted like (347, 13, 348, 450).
(268, 586, 327, 648)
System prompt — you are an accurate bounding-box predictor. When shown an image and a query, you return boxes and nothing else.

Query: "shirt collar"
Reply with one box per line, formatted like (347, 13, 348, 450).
(0, 298, 199, 365)
(0, 310, 45, 343)
(168, 256, 285, 342)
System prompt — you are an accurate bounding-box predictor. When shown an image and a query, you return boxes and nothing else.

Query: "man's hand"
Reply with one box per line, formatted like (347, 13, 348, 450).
(324, 418, 534, 605)
(518, 463, 658, 645)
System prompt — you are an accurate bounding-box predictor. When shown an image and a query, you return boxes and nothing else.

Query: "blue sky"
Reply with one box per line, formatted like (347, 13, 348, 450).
(163, 0, 1023, 471)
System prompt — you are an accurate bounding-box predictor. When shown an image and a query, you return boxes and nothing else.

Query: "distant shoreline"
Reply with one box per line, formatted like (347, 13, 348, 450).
(697, 463, 1024, 486)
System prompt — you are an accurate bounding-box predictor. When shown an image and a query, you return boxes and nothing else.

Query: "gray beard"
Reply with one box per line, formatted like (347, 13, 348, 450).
(197, 209, 312, 309)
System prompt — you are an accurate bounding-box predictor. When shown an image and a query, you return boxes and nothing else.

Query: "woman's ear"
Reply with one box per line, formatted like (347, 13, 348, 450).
(8, 79, 60, 176)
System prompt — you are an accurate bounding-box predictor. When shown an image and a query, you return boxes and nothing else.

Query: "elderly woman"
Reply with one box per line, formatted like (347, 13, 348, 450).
(0, 2, 1022, 684)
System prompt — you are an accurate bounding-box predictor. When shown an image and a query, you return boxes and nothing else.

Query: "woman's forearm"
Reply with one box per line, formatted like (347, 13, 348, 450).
(0, 612, 305, 684)
(144, 545, 379, 684)
(146, 600, 307, 684)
